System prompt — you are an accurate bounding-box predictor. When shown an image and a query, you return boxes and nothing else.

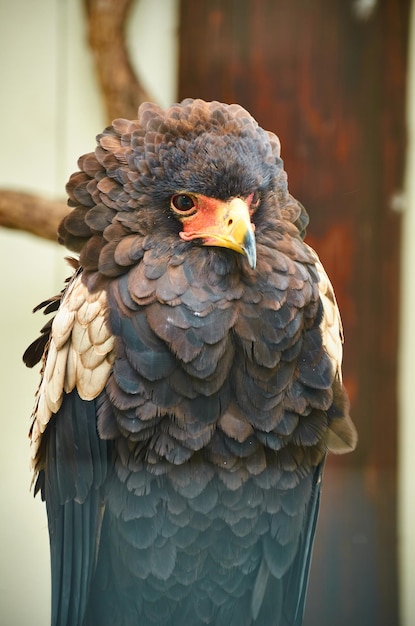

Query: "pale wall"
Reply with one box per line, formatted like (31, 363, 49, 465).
(1, 1, 414, 625)
(0, 1, 178, 624)
(399, 1, 415, 625)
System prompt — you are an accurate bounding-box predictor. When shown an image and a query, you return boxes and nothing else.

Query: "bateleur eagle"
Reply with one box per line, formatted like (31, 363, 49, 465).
(24, 98, 357, 626)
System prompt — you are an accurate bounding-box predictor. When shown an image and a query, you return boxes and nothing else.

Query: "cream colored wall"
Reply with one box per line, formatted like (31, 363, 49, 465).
(0, 1, 178, 624)
(399, 2, 415, 625)
(1, 1, 415, 625)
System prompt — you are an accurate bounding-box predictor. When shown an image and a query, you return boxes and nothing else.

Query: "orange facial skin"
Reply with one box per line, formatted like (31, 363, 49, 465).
(173, 193, 257, 269)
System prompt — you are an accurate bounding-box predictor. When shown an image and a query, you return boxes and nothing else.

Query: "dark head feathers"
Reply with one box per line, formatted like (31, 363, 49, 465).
(58, 99, 307, 275)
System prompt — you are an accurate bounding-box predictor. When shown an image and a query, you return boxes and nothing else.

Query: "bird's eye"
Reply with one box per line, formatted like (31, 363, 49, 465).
(171, 194, 196, 215)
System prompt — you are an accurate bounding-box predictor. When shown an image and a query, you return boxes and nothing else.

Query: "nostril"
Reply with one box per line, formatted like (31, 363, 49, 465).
(228, 219, 233, 226)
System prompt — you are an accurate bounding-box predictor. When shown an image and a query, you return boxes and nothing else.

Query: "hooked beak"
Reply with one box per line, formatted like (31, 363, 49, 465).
(178, 196, 257, 269)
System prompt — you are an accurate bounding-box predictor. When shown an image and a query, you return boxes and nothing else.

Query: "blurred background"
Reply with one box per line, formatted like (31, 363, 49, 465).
(0, 1, 413, 624)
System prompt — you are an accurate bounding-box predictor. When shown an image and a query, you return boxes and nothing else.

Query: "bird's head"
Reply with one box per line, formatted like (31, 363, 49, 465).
(59, 99, 306, 276)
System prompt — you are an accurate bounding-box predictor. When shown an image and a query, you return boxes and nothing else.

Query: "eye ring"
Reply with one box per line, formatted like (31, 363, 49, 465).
(171, 193, 197, 215)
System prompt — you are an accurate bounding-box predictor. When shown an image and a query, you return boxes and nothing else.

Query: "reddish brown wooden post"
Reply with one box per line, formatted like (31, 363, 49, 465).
(178, 1, 409, 624)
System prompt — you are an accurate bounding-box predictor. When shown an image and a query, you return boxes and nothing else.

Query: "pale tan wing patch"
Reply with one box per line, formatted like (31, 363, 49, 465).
(305, 245, 357, 453)
(305, 245, 344, 382)
(30, 273, 115, 461)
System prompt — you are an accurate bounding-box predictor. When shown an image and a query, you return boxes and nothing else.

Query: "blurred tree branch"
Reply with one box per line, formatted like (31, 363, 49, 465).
(85, 0, 152, 122)
(0, 0, 152, 241)
(0, 191, 69, 242)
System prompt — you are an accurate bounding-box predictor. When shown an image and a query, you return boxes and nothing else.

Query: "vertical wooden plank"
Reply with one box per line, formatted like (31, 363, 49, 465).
(178, 1, 409, 623)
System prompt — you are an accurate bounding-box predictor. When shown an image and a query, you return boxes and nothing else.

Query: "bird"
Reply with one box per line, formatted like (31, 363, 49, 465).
(24, 98, 357, 626)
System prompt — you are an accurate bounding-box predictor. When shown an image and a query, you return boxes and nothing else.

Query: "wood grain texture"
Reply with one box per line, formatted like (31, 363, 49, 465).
(0, 190, 69, 241)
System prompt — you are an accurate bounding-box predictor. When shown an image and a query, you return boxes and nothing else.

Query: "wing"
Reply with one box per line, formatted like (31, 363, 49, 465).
(252, 246, 356, 625)
(27, 269, 115, 626)
(249, 259, 352, 625)
(246, 460, 324, 626)
(309, 246, 357, 453)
